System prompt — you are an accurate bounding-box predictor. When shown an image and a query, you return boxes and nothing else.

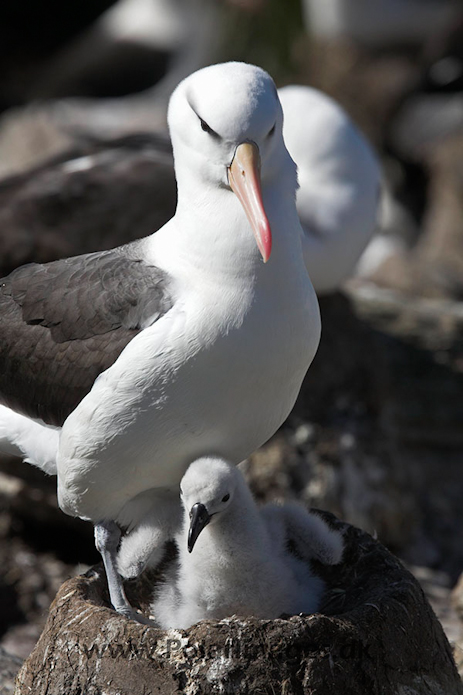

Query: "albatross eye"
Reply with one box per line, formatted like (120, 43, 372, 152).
(200, 118, 213, 133)
(222, 493, 230, 503)
(267, 123, 276, 138)
(199, 117, 220, 139)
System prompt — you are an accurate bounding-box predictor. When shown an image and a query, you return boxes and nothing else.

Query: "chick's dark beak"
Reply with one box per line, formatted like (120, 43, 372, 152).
(188, 503, 211, 553)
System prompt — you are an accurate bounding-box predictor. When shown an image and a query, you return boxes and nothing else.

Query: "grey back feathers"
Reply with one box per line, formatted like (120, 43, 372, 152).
(148, 457, 344, 630)
(0, 244, 172, 426)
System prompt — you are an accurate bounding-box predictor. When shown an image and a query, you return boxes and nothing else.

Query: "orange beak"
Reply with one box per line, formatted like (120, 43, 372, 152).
(228, 142, 272, 263)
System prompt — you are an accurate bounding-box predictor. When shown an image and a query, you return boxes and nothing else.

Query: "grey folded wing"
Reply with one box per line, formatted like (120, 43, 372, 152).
(0, 246, 172, 426)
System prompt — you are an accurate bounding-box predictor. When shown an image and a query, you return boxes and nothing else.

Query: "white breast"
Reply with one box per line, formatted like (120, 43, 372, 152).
(57, 240, 318, 522)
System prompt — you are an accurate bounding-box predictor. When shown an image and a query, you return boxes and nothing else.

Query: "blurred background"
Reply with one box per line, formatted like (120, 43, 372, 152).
(0, 0, 463, 678)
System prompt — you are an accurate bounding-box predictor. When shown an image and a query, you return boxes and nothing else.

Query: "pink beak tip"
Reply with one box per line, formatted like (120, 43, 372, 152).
(260, 224, 272, 263)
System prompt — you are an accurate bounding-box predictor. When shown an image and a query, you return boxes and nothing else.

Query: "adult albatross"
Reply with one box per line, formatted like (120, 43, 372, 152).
(0, 62, 320, 620)
(278, 85, 380, 294)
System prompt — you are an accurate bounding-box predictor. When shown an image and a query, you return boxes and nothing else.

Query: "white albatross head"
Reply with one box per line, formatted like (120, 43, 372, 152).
(279, 84, 381, 292)
(179, 457, 239, 553)
(168, 62, 295, 264)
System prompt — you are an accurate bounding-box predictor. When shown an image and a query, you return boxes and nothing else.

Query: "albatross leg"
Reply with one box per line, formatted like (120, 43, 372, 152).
(94, 520, 154, 625)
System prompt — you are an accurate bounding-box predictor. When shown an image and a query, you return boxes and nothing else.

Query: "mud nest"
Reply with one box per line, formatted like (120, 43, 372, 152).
(15, 512, 462, 695)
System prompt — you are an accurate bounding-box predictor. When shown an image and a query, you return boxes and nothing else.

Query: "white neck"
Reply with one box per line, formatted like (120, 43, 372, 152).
(151, 153, 304, 286)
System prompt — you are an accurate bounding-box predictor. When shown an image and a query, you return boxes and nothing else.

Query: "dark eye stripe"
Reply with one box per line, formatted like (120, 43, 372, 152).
(199, 117, 221, 140)
(200, 118, 212, 133)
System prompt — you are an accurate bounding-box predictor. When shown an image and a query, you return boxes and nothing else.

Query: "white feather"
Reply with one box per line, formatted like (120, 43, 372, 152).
(0, 404, 59, 475)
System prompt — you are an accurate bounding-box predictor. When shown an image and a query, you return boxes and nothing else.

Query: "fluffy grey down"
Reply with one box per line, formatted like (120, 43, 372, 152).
(136, 457, 344, 629)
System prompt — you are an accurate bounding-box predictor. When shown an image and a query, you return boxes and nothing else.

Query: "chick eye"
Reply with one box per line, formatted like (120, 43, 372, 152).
(222, 493, 230, 503)
(267, 123, 276, 138)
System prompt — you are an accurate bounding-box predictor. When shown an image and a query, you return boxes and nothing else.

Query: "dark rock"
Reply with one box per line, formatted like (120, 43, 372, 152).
(451, 574, 463, 676)
(0, 0, 115, 110)
(0, 647, 22, 694)
(15, 515, 462, 695)
(363, 130, 463, 300)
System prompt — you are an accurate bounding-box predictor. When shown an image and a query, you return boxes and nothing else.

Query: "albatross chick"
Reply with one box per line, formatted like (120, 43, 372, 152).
(150, 457, 344, 629)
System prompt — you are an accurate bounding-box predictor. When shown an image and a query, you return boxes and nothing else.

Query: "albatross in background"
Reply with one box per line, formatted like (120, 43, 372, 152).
(278, 85, 381, 294)
(0, 62, 321, 621)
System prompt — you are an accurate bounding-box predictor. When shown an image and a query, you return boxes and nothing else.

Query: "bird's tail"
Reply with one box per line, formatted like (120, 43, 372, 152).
(0, 404, 59, 475)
